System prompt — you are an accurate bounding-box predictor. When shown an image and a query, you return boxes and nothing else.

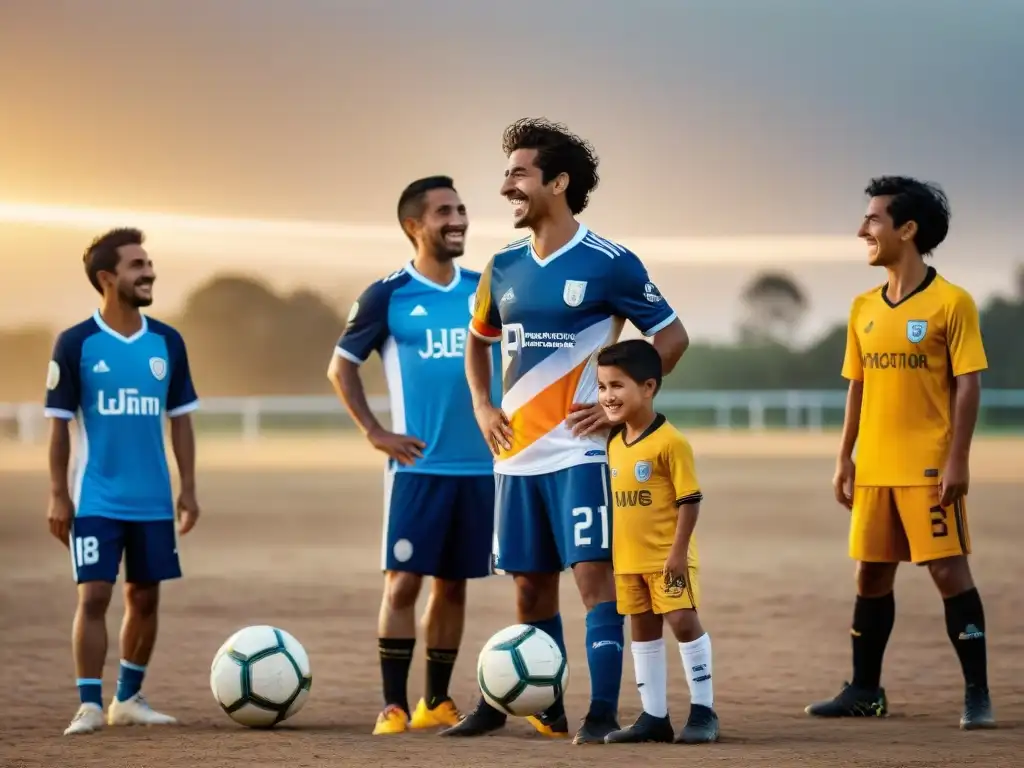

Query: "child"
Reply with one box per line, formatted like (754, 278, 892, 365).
(596, 339, 719, 744)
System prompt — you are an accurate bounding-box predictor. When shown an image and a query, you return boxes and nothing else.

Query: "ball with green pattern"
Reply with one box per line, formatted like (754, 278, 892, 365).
(477, 624, 569, 716)
(210, 625, 313, 728)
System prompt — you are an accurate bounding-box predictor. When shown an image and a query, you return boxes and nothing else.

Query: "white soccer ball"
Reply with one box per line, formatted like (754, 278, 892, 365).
(210, 625, 313, 728)
(477, 624, 569, 717)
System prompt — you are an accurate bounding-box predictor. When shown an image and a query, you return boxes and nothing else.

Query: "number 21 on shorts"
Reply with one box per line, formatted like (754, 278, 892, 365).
(573, 505, 609, 549)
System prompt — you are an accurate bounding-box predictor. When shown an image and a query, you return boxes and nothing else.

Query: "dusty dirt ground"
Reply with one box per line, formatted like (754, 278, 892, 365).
(2, 434, 1023, 768)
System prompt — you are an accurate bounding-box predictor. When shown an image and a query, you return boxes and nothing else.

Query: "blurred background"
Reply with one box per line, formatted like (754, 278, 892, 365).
(2, 0, 1023, 439)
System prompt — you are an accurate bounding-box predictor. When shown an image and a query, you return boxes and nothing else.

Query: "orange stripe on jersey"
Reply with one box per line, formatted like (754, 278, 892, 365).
(470, 258, 502, 340)
(470, 315, 501, 340)
(500, 357, 588, 460)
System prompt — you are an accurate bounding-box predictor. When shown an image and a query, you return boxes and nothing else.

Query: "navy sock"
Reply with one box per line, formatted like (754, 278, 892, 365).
(77, 677, 103, 707)
(116, 660, 147, 702)
(528, 615, 567, 719)
(585, 601, 624, 720)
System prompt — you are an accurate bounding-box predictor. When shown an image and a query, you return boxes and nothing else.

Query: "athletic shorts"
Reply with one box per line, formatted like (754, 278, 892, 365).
(69, 516, 181, 584)
(849, 486, 971, 564)
(493, 463, 612, 573)
(615, 569, 701, 615)
(382, 471, 495, 579)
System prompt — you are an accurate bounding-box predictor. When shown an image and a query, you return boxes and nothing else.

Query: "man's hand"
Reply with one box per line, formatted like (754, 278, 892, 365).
(177, 489, 200, 535)
(566, 402, 611, 438)
(833, 455, 856, 509)
(474, 402, 513, 456)
(940, 453, 970, 507)
(47, 491, 74, 546)
(664, 546, 689, 590)
(368, 426, 426, 467)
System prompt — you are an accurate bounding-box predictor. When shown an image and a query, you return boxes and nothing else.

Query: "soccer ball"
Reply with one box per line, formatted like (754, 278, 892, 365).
(477, 624, 569, 716)
(210, 625, 313, 728)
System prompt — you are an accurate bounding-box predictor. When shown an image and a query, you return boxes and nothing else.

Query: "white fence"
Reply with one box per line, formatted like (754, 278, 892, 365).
(3, 389, 1024, 443)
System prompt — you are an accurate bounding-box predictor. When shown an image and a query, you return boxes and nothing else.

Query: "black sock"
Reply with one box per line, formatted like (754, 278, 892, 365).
(851, 592, 895, 691)
(425, 648, 458, 708)
(379, 637, 415, 714)
(944, 587, 988, 689)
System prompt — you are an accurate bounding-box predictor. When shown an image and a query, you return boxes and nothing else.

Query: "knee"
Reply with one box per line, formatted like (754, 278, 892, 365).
(514, 573, 558, 619)
(855, 562, 896, 597)
(432, 578, 466, 607)
(78, 584, 113, 619)
(927, 556, 973, 597)
(124, 584, 160, 617)
(383, 572, 422, 612)
(573, 561, 616, 610)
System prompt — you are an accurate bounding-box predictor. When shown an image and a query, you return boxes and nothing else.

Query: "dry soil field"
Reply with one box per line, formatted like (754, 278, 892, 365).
(2, 433, 1022, 768)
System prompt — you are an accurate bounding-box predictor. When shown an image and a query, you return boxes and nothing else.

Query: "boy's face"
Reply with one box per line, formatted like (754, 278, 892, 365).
(597, 364, 655, 424)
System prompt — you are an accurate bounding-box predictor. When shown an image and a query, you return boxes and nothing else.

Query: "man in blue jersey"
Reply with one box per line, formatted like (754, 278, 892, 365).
(445, 119, 690, 744)
(45, 228, 200, 736)
(327, 176, 500, 735)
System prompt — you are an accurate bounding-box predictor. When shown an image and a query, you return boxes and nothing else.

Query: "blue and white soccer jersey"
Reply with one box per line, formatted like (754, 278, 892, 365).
(469, 225, 677, 573)
(336, 262, 501, 580)
(44, 311, 199, 585)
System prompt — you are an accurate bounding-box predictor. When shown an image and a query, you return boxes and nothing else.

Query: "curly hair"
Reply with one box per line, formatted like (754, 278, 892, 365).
(502, 118, 600, 215)
(865, 176, 951, 256)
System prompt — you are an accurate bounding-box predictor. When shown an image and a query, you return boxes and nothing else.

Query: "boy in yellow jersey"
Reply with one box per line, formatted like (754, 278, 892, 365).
(806, 176, 994, 730)
(595, 339, 719, 745)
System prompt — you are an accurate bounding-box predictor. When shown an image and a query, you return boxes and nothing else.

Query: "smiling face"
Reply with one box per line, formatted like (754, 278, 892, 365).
(407, 187, 468, 260)
(598, 364, 656, 425)
(858, 195, 917, 267)
(100, 244, 156, 307)
(500, 148, 565, 230)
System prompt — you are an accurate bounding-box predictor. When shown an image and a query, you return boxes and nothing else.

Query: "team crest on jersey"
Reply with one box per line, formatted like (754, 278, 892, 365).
(634, 460, 653, 483)
(46, 360, 60, 391)
(149, 357, 167, 381)
(346, 301, 360, 326)
(906, 320, 928, 343)
(643, 282, 663, 303)
(563, 280, 587, 307)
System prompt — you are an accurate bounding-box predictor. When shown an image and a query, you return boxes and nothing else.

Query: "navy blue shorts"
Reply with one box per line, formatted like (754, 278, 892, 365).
(69, 516, 182, 585)
(493, 462, 612, 574)
(383, 472, 495, 580)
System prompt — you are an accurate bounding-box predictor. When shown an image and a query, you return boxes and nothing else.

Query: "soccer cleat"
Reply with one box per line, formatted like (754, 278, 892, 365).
(439, 697, 507, 737)
(960, 685, 996, 730)
(526, 709, 570, 738)
(372, 704, 410, 735)
(64, 703, 105, 735)
(410, 698, 462, 729)
(604, 711, 674, 743)
(572, 711, 620, 744)
(675, 703, 720, 744)
(107, 694, 178, 726)
(804, 681, 887, 718)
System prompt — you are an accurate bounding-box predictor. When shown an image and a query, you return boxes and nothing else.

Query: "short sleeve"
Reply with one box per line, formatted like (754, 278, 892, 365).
(666, 436, 702, 505)
(166, 331, 200, 417)
(336, 281, 392, 364)
(607, 251, 677, 336)
(947, 290, 988, 376)
(841, 300, 864, 382)
(469, 257, 502, 343)
(43, 331, 81, 420)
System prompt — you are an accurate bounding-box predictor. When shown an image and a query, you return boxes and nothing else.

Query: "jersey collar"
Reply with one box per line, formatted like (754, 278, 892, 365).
(92, 310, 148, 344)
(530, 223, 588, 267)
(403, 262, 462, 292)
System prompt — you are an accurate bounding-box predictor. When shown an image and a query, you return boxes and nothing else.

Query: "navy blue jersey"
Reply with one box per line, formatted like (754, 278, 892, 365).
(44, 312, 199, 520)
(336, 262, 500, 475)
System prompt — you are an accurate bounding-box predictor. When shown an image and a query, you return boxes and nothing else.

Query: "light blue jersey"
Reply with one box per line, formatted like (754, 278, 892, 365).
(336, 262, 500, 476)
(44, 311, 199, 521)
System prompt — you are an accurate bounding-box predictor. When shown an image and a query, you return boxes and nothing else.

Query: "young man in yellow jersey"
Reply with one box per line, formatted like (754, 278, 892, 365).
(806, 176, 994, 729)
(595, 339, 719, 745)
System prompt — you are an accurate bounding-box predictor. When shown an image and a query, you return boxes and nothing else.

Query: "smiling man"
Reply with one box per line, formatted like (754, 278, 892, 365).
(328, 176, 501, 735)
(807, 176, 995, 730)
(446, 119, 689, 744)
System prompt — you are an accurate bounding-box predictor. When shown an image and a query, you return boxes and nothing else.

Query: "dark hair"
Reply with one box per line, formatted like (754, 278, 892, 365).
(598, 339, 663, 394)
(398, 175, 456, 222)
(502, 118, 599, 215)
(82, 228, 144, 294)
(864, 176, 951, 256)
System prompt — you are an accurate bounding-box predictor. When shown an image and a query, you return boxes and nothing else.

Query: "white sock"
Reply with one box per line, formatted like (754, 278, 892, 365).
(631, 638, 668, 718)
(679, 633, 713, 708)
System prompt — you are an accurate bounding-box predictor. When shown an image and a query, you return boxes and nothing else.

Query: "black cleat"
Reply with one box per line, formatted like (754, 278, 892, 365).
(960, 684, 996, 730)
(572, 711, 620, 744)
(604, 711, 674, 743)
(675, 703, 719, 744)
(805, 681, 887, 718)
(439, 697, 507, 737)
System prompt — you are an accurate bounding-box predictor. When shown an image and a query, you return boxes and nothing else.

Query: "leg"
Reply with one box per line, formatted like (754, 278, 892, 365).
(807, 487, 901, 718)
(896, 488, 994, 729)
(108, 520, 180, 726)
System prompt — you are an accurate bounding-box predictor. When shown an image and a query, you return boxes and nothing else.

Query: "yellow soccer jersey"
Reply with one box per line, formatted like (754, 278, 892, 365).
(842, 267, 988, 487)
(608, 414, 703, 574)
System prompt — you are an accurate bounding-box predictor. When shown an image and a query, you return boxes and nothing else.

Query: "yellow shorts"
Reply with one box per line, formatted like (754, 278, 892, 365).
(849, 486, 971, 564)
(615, 568, 700, 615)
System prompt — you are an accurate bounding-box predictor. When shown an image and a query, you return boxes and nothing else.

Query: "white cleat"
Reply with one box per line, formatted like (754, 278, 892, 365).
(64, 703, 106, 735)
(107, 693, 178, 726)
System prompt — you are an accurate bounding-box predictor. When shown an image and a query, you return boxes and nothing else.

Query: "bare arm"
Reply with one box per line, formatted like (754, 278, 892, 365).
(651, 317, 689, 375)
(839, 379, 863, 460)
(949, 372, 981, 462)
(170, 414, 196, 494)
(672, 502, 700, 558)
(49, 418, 72, 499)
(327, 353, 386, 437)
(465, 333, 494, 409)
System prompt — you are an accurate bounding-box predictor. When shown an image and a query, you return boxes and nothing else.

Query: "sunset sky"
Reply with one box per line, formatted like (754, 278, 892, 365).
(2, 0, 1022, 339)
